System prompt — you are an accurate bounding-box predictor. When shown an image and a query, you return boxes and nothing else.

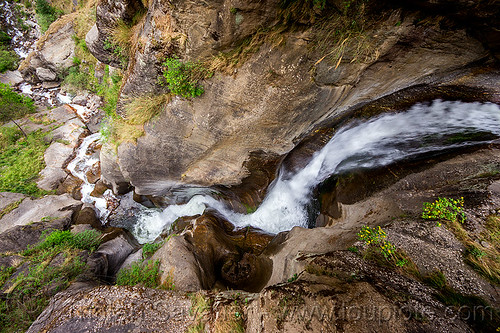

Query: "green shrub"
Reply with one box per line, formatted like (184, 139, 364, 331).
(161, 57, 208, 98)
(35, 0, 62, 32)
(116, 259, 161, 288)
(0, 48, 18, 73)
(142, 242, 163, 258)
(422, 197, 465, 226)
(71, 229, 102, 252)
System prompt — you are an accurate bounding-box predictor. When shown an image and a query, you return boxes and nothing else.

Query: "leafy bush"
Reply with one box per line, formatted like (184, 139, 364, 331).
(35, 0, 62, 32)
(422, 197, 465, 226)
(161, 57, 208, 98)
(0, 48, 18, 73)
(116, 259, 161, 288)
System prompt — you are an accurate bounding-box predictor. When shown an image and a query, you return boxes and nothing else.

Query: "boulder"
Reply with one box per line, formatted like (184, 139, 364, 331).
(153, 213, 273, 292)
(73, 205, 101, 229)
(35, 67, 56, 81)
(95, 234, 135, 276)
(0, 70, 23, 86)
(27, 286, 193, 333)
(0, 194, 82, 234)
(152, 235, 204, 292)
(0, 213, 72, 253)
(20, 18, 76, 83)
(37, 142, 73, 191)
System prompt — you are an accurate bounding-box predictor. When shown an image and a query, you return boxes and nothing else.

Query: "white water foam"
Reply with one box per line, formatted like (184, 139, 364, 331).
(128, 100, 500, 241)
(67, 133, 114, 220)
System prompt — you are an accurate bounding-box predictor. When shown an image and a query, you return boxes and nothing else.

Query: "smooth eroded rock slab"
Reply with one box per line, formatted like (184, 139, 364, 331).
(0, 194, 81, 234)
(27, 285, 193, 333)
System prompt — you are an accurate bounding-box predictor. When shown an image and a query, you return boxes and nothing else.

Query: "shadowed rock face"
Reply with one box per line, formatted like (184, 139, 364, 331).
(95, 0, 500, 200)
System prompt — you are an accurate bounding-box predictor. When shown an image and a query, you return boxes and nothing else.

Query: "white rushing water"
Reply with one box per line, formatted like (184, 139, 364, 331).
(128, 100, 500, 242)
(67, 133, 115, 220)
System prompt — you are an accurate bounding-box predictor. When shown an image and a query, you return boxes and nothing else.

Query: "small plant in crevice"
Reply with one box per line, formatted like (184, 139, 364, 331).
(422, 197, 465, 226)
(357, 226, 410, 268)
(160, 57, 211, 98)
(142, 241, 163, 259)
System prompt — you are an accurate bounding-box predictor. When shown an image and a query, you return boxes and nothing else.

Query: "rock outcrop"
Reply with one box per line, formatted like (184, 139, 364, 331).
(95, 0, 500, 198)
(27, 285, 193, 333)
(20, 16, 77, 83)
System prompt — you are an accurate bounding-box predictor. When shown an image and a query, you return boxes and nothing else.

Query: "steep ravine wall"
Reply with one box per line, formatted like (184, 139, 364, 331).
(92, 0, 500, 199)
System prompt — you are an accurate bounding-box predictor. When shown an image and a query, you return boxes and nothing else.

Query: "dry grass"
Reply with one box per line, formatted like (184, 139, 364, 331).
(445, 216, 500, 285)
(186, 292, 211, 333)
(206, 26, 287, 75)
(213, 303, 245, 333)
(109, 119, 145, 145)
(123, 93, 172, 125)
(50, 0, 76, 14)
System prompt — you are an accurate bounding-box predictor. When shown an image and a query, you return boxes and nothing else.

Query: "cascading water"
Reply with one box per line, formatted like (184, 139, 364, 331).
(129, 100, 500, 242)
(67, 133, 116, 220)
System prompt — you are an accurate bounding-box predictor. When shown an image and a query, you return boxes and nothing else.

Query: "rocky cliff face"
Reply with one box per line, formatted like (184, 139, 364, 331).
(91, 0, 500, 200)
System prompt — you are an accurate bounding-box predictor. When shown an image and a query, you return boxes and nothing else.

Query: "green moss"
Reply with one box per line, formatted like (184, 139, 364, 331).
(0, 83, 36, 123)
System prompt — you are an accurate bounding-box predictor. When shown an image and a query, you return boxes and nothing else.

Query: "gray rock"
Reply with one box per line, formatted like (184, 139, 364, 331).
(71, 95, 88, 106)
(0, 192, 26, 212)
(0, 70, 23, 86)
(117, 248, 143, 272)
(20, 21, 76, 83)
(37, 142, 73, 191)
(96, 234, 135, 276)
(41, 81, 60, 89)
(0, 213, 72, 253)
(35, 67, 57, 81)
(152, 236, 203, 292)
(0, 194, 82, 234)
(27, 285, 193, 333)
(49, 117, 86, 148)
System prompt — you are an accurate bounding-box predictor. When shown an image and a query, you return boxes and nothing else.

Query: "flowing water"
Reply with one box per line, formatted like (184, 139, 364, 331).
(125, 100, 500, 242)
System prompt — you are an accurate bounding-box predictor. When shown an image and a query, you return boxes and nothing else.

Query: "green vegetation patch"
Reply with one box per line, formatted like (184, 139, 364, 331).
(0, 128, 51, 197)
(142, 242, 163, 259)
(35, 0, 63, 32)
(0, 228, 97, 332)
(160, 57, 211, 98)
(24, 229, 103, 256)
(422, 197, 465, 226)
(116, 259, 161, 288)
(0, 83, 36, 124)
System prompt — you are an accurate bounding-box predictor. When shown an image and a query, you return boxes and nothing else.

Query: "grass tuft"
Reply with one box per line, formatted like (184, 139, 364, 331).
(116, 259, 161, 288)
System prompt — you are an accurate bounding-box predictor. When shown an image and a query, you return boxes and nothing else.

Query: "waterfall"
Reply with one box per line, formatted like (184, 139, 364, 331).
(67, 100, 500, 243)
